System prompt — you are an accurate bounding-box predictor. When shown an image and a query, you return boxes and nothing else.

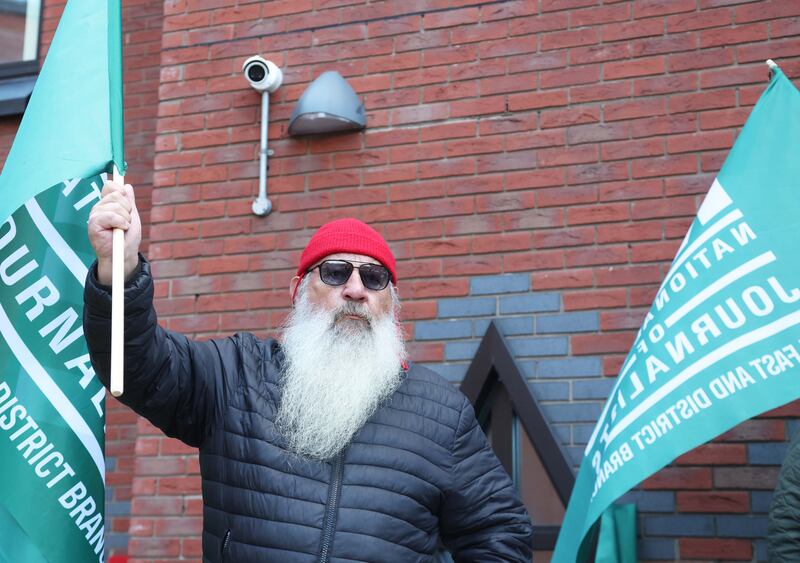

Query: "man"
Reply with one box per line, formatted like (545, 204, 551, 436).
(84, 181, 533, 562)
(768, 430, 800, 560)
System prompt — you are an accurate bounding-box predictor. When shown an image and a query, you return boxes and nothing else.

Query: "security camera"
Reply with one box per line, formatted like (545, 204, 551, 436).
(242, 56, 283, 93)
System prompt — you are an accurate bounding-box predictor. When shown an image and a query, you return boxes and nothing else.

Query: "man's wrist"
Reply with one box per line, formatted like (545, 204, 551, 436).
(97, 255, 140, 286)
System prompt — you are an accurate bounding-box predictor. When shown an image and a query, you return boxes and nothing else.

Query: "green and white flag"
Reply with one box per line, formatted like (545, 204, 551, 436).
(554, 65, 800, 562)
(0, 0, 124, 561)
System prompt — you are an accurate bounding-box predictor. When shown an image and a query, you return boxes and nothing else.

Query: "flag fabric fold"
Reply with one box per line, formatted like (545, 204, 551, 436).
(0, 1, 124, 561)
(554, 65, 800, 561)
(0, 0, 125, 226)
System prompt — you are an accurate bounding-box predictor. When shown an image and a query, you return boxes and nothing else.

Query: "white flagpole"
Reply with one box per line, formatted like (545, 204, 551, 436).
(110, 166, 124, 397)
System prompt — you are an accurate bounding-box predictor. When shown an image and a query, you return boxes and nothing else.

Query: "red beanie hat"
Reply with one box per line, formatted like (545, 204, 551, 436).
(297, 218, 397, 284)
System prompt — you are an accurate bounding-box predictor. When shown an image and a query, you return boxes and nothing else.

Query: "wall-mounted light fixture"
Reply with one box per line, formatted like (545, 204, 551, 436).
(242, 55, 283, 216)
(288, 71, 366, 136)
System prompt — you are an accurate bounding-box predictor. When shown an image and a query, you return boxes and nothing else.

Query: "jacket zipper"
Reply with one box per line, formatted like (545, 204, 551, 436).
(221, 529, 231, 563)
(318, 453, 344, 563)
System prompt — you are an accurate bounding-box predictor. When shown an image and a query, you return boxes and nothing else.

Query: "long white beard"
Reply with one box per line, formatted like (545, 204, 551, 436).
(276, 291, 407, 461)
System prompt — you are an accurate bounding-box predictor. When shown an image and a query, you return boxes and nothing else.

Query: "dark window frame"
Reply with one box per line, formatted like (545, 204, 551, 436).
(0, 60, 38, 80)
(0, 0, 43, 115)
(459, 321, 576, 552)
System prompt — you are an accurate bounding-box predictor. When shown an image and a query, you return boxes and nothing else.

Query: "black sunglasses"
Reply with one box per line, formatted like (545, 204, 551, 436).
(308, 260, 391, 291)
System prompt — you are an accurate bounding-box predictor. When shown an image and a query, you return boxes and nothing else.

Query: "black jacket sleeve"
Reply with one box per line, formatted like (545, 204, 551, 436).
(439, 396, 533, 562)
(768, 429, 800, 561)
(83, 256, 231, 447)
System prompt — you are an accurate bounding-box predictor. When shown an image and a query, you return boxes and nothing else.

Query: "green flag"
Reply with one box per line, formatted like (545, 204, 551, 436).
(0, 1, 124, 561)
(553, 65, 800, 561)
(0, 0, 124, 226)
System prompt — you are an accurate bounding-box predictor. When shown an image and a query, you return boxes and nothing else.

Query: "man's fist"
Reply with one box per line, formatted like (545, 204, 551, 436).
(88, 180, 141, 285)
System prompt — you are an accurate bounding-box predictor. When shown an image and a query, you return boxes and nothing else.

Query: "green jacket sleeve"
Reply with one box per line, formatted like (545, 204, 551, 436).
(768, 429, 800, 561)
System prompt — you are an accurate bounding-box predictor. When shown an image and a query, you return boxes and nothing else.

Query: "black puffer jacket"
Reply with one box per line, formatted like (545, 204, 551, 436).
(84, 259, 533, 562)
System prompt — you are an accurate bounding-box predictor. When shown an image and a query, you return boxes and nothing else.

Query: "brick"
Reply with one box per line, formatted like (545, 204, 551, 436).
(572, 332, 634, 355)
(632, 155, 698, 179)
(129, 537, 181, 557)
(568, 203, 629, 225)
(700, 107, 750, 130)
(541, 28, 598, 51)
(499, 293, 560, 314)
(670, 89, 737, 113)
(414, 320, 472, 340)
(713, 467, 780, 489)
(541, 64, 601, 89)
(533, 226, 595, 248)
(605, 56, 665, 80)
(606, 99, 666, 124)
(747, 442, 789, 465)
(679, 538, 753, 560)
(479, 37, 538, 59)
(572, 379, 614, 400)
(438, 297, 496, 318)
(632, 33, 696, 57)
(470, 273, 530, 295)
(422, 44, 478, 67)
(424, 363, 468, 383)
(564, 288, 627, 311)
(444, 340, 480, 361)
(618, 490, 676, 512)
(442, 256, 503, 276)
(571, 4, 630, 26)
(530, 382, 570, 401)
(570, 424, 594, 445)
(632, 240, 683, 263)
(131, 497, 185, 516)
(424, 7, 479, 29)
(751, 491, 773, 514)
(474, 232, 531, 254)
(669, 47, 735, 72)
(532, 270, 594, 290)
(565, 246, 628, 267)
(571, 81, 631, 103)
(632, 74, 699, 96)
(474, 317, 534, 337)
(537, 357, 602, 378)
(603, 18, 664, 42)
(542, 402, 603, 423)
(537, 145, 598, 167)
(509, 336, 568, 357)
(540, 106, 600, 129)
(639, 538, 676, 560)
(715, 515, 768, 538)
(568, 162, 630, 185)
(412, 238, 470, 258)
(643, 515, 714, 536)
(700, 23, 768, 48)
(536, 312, 599, 333)
(476, 192, 535, 213)
(720, 419, 786, 442)
(677, 491, 750, 513)
(417, 197, 475, 218)
(484, 1, 538, 22)
(668, 130, 735, 154)
(508, 90, 568, 111)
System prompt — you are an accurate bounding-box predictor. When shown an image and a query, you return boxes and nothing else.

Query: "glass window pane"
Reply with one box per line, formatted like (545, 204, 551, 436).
(0, 0, 41, 65)
(516, 418, 565, 526)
